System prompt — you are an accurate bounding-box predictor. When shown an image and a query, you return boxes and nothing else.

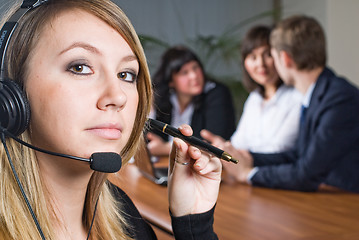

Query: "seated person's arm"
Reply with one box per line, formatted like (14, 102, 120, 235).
(146, 132, 172, 156)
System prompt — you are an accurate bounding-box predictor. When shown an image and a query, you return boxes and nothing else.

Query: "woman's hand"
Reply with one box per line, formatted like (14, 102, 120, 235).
(168, 125, 222, 217)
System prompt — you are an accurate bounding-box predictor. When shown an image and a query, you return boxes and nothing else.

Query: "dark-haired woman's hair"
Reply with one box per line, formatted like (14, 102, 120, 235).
(241, 25, 282, 96)
(152, 45, 206, 114)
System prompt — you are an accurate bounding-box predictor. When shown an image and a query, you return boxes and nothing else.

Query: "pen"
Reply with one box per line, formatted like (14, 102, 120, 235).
(147, 118, 238, 164)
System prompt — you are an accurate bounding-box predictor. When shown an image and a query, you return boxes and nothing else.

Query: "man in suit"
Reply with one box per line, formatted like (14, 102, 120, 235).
(201, 15, 359, 192)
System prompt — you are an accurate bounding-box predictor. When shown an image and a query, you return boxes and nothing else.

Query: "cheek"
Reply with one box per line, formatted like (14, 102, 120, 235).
(26, 84, 76, 150)
(126, 90, 139, 121)
(244, 59, 255, 76)
(265, 57, 275, 67)
(265, 59, 277, 73)
(28, 85, 76, 130)
(122, 92, 139, 144)
(131, 93, 139, 116)
(172, 77, 187, 91)
(197, 70, 205, 84)
(28, 81, 58, 120)
(274, 61, 282, 74)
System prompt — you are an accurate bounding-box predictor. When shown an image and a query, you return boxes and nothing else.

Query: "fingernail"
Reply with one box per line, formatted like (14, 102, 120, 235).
(181, 125, 189, 131)
(177, 143, 182, 151)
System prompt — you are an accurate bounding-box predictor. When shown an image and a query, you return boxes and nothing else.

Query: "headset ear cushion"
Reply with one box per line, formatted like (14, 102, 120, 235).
(0, 78, 30, 136)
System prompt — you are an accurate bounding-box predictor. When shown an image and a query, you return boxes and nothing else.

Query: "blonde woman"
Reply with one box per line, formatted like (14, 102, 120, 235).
(0, 0, 221, 239)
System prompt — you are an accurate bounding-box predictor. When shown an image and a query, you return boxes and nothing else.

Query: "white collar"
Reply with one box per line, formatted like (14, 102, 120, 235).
(302, 82, 316, 108)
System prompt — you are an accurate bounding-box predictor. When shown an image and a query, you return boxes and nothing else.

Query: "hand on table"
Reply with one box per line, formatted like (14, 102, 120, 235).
(168, 125, 222, 217)
(201, 129, 254, 184)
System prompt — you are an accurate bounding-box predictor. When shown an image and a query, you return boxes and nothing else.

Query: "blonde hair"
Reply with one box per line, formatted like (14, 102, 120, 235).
(0, 0, 152, 239)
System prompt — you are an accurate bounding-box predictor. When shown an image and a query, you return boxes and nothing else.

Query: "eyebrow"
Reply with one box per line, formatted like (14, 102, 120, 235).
(59, 42, 138, 63)
(59, 42, 101, 55)
(121, 54, 138, 63)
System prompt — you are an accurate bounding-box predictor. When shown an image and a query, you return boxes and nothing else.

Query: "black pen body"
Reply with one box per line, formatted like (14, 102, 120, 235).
(148, 119, 224, 158)
(164, 124, 224, 157)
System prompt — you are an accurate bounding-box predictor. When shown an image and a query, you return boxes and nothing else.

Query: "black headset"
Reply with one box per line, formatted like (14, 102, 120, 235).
(0, 0, 49, 137)
(0, 3, 113, 239)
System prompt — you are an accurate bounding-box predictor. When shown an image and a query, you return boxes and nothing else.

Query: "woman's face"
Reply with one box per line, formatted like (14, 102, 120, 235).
(244, 45, 279, 87)
(170, 60, 204, 98)
(25, 9, 139, 160)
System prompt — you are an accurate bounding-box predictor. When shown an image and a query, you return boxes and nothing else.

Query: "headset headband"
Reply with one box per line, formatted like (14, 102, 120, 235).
(0, 0, 49, 136)
(0, 0, 49, 79)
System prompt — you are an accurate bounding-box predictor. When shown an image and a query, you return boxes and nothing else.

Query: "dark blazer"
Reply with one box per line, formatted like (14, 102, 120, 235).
(250, 67, 359, 192)
(111, 184, 218, 239)
(154, 81, 236, 141)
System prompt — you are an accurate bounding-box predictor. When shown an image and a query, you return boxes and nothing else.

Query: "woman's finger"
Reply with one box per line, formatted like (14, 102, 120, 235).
(169, 138, 191, 174)
(178, 124, 193, 136)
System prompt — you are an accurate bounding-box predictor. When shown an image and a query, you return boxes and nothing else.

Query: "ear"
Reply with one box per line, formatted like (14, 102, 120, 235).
(279, 51, 294, 68)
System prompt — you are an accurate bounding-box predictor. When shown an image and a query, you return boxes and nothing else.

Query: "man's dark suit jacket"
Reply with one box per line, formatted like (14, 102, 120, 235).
(250, 67, 359, 192)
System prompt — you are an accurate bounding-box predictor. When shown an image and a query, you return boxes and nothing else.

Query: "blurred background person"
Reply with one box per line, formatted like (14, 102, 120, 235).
(147, 45, 236, 156)
(230, 25, 302, 153)
(202, 16, 359, 192)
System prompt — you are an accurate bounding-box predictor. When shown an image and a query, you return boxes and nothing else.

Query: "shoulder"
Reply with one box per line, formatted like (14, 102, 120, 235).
(203, 81, 230, 95)
(201, 81, 234, 105)
(316, 68, 359, 104)
(276, 85, 303, 105)
(109, 183, 157, 239)
(242, 90, 262, 108)
(109, 183, 140, 216)
(309, 68, 359, 126)
(247, 90, 262, 101)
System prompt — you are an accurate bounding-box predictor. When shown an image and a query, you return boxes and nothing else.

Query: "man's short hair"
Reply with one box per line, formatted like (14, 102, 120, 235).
(270, 15, 326, 70)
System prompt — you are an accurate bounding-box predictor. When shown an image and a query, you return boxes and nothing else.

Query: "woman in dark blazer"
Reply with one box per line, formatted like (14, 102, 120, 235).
(147, 46, 236, 156)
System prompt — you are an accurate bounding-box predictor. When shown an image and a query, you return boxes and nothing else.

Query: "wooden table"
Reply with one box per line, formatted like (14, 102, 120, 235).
(110, 164, 359, 240)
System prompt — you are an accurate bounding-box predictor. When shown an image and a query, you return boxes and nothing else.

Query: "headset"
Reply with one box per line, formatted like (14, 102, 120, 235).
(0, 2, 51, 239)
(0, 0, 49, 137)
(0, 1, 103, 239)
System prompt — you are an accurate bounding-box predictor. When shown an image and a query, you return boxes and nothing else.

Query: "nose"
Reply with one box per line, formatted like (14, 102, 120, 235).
(188, 69, 198, 80)
(257, 56, 265, 67)
(97, 74, 127, 111)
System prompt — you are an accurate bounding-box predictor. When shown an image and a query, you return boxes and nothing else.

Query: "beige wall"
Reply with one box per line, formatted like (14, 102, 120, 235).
(327, 0, 359, 87)
(282, 0, 359, 87)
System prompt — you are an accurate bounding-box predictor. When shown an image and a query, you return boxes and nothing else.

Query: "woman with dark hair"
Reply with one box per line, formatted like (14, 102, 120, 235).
(228, 25, 302, 153)
(147, 46, 236, 156)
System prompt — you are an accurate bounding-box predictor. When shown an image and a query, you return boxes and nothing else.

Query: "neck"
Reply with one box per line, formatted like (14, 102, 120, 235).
(176, 94, 193, 113)
(263, 84, 278, 100)
(37, 153, 93, 239)
(294, 67, 324, 94)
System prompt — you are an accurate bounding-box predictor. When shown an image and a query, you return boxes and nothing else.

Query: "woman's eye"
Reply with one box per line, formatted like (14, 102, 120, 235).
(118, 71, 137, 83)
(178, 70, 188, 76)
(192, 64, 200, 72)
(263, 50, 272, 58)
(68, 64, 93, 75)
(248, 54, 256, 61)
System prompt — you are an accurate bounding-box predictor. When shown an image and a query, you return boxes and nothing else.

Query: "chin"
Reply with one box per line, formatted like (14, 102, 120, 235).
(283, 79, 294, 86)
(91, 147, 122, 154)
(192, 89, 203, 96)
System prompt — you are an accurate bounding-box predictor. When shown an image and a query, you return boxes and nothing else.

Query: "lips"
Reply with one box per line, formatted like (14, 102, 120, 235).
(86, 123, 123, 140)
(257, 69, 269, 75)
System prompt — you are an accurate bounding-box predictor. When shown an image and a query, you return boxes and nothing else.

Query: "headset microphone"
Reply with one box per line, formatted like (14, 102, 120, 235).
(0, 126, 122, 173)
